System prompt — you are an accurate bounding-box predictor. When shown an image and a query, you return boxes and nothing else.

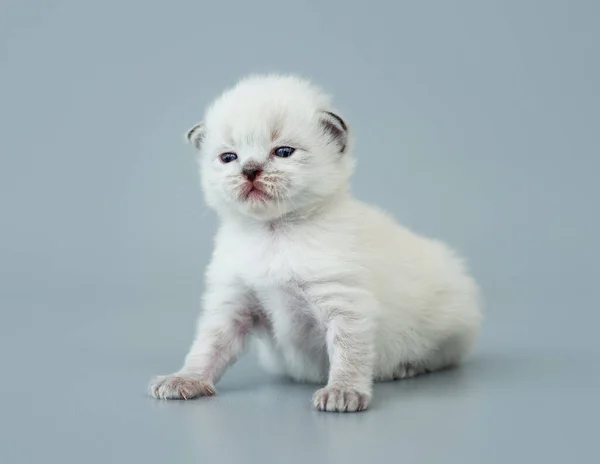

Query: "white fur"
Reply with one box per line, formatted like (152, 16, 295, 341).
(149, 74, 482, 412)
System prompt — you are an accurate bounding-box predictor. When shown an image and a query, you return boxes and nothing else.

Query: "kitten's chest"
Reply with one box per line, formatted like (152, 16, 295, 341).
(236, 228, 306, 285)
(240, 236, 308, 316)
(234, 230, 322, 337)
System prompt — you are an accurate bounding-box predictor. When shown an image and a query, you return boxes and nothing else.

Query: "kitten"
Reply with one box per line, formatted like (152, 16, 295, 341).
(148, 75, 482, 412)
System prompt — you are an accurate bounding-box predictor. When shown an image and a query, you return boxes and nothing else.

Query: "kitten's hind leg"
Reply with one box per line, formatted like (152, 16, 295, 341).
(375, 360, 442, 382)
(381, 334, 473, 382)
(391, 362, 432, 380)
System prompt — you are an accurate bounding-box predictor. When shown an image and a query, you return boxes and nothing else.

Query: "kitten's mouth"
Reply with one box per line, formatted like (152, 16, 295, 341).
(240, 183, 270, 201)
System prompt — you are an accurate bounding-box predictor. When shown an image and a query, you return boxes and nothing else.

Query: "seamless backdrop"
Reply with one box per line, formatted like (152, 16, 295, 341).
(1, 1, 598, 463)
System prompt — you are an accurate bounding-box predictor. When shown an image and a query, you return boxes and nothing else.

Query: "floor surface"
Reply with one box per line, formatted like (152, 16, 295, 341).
(3, 297, 598, 464)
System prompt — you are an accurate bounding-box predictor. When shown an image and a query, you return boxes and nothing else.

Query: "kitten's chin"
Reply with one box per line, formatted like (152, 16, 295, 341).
(213, 186, 348, 223)
(215, 194, 300, 222)
(233, 199, 291, 221)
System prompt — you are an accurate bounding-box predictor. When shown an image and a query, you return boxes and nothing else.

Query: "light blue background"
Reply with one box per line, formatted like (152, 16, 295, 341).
(1, 1, 598, 463)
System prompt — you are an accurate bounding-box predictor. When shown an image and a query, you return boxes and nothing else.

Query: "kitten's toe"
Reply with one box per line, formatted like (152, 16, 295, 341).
(148, 373, 216, 400)
(312, 386, 371, 413)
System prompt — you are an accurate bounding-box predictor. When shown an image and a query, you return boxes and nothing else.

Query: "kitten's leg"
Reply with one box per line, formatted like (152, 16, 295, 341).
(311, 289, 376, 412)
(392, 363, 431, 380)
(149, 286, 254, 400)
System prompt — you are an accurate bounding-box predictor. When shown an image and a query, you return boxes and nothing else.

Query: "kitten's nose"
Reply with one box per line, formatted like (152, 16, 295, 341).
(242, 167, 262, 181)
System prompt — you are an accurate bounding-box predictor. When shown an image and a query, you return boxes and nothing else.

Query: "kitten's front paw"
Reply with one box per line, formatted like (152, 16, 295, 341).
(148, 373, 215, 400)
(312, 386, 371, 413)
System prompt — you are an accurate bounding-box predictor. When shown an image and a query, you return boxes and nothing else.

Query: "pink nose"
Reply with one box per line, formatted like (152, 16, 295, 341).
(242, 168, 262, 181)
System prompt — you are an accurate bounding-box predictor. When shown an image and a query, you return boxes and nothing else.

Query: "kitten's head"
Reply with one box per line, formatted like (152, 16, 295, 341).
(187, 75, 354, 221)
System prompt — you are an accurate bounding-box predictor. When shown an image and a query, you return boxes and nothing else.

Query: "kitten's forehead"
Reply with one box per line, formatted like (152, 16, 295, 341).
(205, 75, 331, 140)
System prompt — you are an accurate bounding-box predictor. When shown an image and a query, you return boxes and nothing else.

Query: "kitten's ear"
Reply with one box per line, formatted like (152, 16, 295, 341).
(320, 111, 348, 154)
(185, 122, 206, 150)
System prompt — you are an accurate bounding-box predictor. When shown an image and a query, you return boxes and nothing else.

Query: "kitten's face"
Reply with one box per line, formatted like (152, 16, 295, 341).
(189, 76, 353, 221)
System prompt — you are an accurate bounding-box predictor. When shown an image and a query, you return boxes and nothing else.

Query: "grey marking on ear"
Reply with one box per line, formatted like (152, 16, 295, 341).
(324, 111, 347, 131)
(320, 111, 348, 154)
(186, 122, 206, 150)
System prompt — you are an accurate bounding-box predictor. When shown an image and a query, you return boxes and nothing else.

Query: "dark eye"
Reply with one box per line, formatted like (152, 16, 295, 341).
(219, 152, 238, 163)
(273, 146, 295, 158)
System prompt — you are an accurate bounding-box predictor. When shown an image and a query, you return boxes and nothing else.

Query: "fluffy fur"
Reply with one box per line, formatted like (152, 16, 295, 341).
(149, 74, 482, 412)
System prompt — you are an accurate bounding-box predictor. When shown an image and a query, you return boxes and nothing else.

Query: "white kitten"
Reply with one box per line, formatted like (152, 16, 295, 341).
(149, 74, 482, 412)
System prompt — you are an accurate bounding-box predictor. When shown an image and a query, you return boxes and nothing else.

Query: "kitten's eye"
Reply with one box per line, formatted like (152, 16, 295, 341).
(273, 146, 295, 158)
(219, 152, 238, 163)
